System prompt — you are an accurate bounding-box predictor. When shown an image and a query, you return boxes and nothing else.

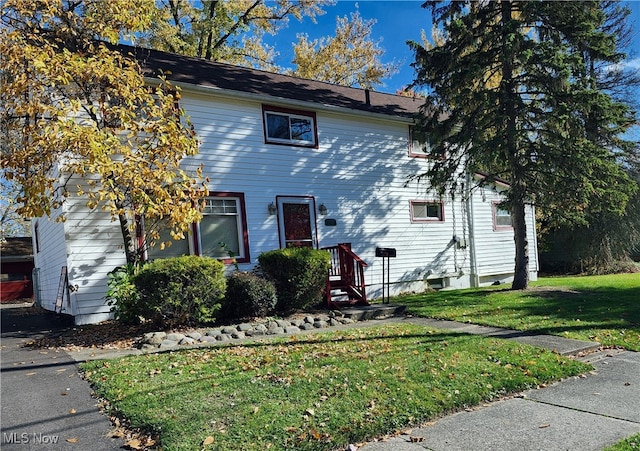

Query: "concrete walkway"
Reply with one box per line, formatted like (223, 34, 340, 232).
(358, 317, 640, 451)
(1, 304, 639, 451)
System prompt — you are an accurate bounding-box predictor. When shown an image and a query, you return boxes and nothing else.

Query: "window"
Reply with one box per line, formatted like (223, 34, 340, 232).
(263, 105, 317, 147)
(408, 126, 430, 157)
(410, 201, 444, 222)
(196, 193, 250, 263)
(34, 222, 40, 253)
(493, 202, 512, 230)
(146, 221, 190, 260)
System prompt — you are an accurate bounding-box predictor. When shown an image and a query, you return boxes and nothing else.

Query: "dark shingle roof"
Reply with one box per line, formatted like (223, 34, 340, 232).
(117, 44, 422, 119)
(0, 237, 33, 258)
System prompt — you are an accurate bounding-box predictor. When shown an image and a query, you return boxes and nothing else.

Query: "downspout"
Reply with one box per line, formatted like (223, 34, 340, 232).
(466, 172, 479, 287)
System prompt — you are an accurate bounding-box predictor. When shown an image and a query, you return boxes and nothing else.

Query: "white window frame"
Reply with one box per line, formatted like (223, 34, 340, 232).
(410, 200, 445, 222)
(262, 105, 317, 147)
(195, 193, 250, 263)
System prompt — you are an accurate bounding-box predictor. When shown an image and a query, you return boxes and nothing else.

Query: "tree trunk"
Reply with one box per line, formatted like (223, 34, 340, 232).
(118, 209, 137, 265)
(500, 1, 529, 290)
(511, 196, 529, 290)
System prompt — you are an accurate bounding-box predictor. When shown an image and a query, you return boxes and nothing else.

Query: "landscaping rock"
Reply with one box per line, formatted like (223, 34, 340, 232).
(314, 320, 328, 328)
(145, 332, 167, 345)
(206, 329, 222, 336)
(187, 331, 202, 340)
(284, 326, 301, 334)
(166, 332, 185, 342)
(159, 339, 178, 349)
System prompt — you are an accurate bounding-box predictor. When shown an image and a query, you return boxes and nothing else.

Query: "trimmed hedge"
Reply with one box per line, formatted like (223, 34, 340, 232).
(258, 247, 330, 312)
(133, 256, 226, 327)
(221, 271, 277, 319)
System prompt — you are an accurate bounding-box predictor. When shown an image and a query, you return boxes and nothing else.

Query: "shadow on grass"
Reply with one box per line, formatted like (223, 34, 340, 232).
(401, 284, 640, 336)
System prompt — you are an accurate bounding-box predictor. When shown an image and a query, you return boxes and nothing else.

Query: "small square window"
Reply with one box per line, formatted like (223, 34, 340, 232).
(263, 105, 317, 147)
(493, 202, 512, 230)
(411, 201, 444, 222)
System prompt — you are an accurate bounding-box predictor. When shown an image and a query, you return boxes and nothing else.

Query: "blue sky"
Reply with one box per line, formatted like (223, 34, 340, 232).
(269, 0, 640, 99)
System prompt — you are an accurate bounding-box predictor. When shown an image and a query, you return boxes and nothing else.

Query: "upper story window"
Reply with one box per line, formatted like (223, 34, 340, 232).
(408, 125, 431, 158)
(262, 105, 317, 148)
(410, 200, 444, 222)
(492, 202, 513, 230)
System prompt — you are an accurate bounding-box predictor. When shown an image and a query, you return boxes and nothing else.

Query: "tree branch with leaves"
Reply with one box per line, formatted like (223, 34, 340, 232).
(0, 0, 207, 264)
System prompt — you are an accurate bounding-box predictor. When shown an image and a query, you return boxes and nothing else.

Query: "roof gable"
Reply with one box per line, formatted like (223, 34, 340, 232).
(118, 44, 421, 119)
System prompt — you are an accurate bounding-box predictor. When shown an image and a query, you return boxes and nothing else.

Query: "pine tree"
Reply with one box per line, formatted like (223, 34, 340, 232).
(410, 1, 637, 289)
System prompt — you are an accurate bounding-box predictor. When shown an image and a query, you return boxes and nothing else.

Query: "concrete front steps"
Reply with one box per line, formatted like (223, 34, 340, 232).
(340, 304, 406, 321)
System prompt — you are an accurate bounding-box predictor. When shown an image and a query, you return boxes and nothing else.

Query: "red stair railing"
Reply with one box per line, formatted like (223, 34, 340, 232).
(321, 243, 368, 308)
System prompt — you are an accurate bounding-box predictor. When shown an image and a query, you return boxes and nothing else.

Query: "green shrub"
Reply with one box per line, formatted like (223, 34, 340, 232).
(106, 263, 142, 324)
(258, 247, 330, 312)
(221, 272, 277, 319)
(133, 256, 226, 327)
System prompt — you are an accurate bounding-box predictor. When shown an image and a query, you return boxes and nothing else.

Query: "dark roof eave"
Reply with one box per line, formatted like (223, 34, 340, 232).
(119, 44, 422, 120)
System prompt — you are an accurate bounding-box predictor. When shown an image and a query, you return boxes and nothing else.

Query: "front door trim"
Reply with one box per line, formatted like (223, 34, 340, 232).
(275, 195, 319, 249)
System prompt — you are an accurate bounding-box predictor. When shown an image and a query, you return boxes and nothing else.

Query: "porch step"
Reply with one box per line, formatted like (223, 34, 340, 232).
(340, 304, 406, 321)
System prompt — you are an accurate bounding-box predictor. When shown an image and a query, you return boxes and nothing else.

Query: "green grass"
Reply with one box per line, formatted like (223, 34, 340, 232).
(400, 273, 640, 351)
(604, 433, 640, 451)
(81, 324, 589, 451)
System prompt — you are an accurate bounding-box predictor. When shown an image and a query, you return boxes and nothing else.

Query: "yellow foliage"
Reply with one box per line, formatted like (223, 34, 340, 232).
(0, 0, 206, 263)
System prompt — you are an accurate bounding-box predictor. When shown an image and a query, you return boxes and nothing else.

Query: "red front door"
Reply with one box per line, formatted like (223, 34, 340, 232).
(277, 197, 318, 248)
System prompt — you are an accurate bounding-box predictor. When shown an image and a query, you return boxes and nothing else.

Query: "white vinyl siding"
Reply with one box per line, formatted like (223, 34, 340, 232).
(35, 85, 538, 324)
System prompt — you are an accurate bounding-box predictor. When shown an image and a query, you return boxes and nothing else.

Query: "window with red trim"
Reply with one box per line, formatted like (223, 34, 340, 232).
(262, 105, 317, 148)
(492, 202, 513, 230)
(408, 125, 431, 158)
(196, 193, 250, 263)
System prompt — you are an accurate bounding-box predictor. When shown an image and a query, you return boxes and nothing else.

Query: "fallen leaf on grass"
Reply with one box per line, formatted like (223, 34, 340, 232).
(203, 436, 215, 446)
(126, 438, 142, 449)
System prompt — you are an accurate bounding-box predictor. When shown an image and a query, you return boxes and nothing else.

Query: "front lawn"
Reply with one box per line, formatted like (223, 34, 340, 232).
(401, 273, 640, 351)
(82, 324, 588, 450)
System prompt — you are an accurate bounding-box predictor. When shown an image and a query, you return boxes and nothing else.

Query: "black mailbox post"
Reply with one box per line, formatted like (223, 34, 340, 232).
(375, 247, 396, 303)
